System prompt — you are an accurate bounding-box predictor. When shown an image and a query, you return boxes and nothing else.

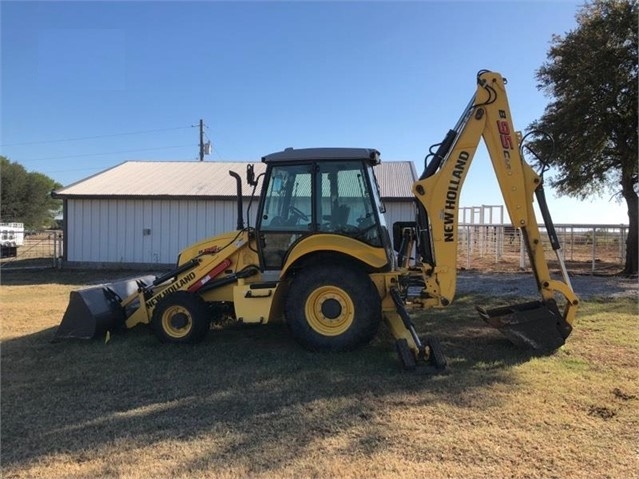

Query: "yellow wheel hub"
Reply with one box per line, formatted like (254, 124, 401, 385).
(161, 305, 193, 339)
(305, 285, 354, 336)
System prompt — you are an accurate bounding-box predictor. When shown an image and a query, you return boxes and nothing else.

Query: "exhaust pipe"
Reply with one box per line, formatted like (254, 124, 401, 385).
(229, 171, 244, 230)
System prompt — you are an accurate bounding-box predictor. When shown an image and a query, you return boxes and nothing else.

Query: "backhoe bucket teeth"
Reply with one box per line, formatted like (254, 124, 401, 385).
(477, 300, 572, 351)
(54, 275, 155, 340)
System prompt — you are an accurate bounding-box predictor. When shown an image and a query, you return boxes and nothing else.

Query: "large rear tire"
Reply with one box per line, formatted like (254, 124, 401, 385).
(285, 263, 381, 352)
(151, 291, 211, 344)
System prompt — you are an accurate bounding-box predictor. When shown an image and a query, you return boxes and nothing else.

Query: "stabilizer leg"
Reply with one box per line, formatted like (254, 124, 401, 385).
(385, 287, 447, 370)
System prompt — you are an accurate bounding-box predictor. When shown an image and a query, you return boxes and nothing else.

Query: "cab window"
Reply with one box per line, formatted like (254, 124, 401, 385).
(260, 164, 313, 232)
(317, 161, 381, 246)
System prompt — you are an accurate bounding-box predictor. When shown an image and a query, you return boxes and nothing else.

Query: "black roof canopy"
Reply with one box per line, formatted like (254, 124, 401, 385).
(262, 147, 381, 165)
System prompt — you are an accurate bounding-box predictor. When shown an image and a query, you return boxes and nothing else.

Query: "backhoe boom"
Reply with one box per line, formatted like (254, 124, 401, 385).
(408, 70, 578, 349)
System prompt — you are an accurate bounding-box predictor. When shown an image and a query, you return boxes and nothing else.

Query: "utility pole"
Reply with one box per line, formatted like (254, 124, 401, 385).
(199, 119, 204, 161)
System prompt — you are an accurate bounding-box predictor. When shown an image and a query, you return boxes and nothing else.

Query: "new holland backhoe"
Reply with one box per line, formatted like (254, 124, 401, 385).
(55, 70, 579, 369)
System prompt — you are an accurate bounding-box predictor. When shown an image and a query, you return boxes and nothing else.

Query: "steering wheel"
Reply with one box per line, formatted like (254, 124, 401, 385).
(289, 206, 309, 222)
(353, 223, 378, 239)
(357, 215, 374, 228)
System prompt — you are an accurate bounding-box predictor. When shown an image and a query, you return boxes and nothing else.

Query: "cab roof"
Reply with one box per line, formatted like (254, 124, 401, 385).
(262, 147, 381, 165)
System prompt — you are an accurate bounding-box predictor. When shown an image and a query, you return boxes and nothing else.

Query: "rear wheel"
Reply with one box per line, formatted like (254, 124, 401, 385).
(151, 291, 211, 344)
(285, 263, 381, 352)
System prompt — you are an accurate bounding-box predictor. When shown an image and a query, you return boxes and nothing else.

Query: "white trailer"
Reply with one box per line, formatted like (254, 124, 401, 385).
(0, 223, 24, 258)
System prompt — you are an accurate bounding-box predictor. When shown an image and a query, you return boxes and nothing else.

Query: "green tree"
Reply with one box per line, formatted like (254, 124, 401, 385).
(0, 156, 62, 229)
(530, 0, 637, 275)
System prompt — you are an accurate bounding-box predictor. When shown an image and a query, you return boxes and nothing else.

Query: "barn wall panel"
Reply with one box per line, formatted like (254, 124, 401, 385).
(383, 202, 416, 231)
(66, 198, 411, 265)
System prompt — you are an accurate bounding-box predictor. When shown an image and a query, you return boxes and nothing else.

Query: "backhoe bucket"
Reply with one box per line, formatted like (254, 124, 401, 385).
(54, 275, 155, 340)
(477, 300, 572, 351)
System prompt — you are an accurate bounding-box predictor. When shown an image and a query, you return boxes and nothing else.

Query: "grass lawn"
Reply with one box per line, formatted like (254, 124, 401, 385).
(1, 268, 637, 478)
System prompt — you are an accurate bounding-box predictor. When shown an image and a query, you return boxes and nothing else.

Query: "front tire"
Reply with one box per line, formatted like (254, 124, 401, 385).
(285, 263, 381, 352)
(151, 291, 211, 344)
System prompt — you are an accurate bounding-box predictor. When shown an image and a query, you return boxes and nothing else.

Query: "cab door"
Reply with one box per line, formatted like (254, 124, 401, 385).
(257, 163, 313, 270)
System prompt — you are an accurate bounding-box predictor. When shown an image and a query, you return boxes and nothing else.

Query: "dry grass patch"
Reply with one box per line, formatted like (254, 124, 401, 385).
(1, 268, 637, 478)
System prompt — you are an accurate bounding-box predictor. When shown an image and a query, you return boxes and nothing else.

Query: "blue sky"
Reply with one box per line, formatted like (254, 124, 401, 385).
(0, 0, 629, 224)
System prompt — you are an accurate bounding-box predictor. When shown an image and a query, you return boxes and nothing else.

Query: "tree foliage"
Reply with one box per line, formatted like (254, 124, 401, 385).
(530, 0, 638, 274)
(0, 156, 62, 230)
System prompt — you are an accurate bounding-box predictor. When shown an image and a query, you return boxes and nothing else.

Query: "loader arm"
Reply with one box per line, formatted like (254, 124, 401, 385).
(409, 70, 578, 349)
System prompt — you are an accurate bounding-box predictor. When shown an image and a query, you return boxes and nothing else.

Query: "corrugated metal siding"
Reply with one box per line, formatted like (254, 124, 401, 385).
(66, 198, 258, 264)
(65, 197, 415, 265)
(383, 201, 416, 240)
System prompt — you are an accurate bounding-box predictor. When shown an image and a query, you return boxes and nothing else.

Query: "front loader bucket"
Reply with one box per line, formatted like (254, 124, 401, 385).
(54, 275, 155, 340)
(477, 300, 572, 351)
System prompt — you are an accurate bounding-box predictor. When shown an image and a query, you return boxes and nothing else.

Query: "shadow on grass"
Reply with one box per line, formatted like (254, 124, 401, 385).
(0, 294, 551, 476)
(0, 258, 55, 269)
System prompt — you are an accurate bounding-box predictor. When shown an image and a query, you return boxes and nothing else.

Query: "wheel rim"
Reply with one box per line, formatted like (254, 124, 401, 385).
(161, 305, 193, 339)
(305, 285, 354, 336)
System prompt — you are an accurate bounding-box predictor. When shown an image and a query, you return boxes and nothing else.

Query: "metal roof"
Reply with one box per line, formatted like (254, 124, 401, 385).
(53, 160, 417, 199)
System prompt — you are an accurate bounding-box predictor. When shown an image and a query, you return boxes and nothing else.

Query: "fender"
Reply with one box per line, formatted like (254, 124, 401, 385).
(280, 234, 389, 277)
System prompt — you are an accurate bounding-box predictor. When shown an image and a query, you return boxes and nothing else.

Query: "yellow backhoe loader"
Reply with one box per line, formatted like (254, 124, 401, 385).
(55, 71, 579, 370)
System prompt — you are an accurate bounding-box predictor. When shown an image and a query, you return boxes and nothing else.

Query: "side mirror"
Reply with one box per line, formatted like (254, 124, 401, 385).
(247, 164, 258, 187)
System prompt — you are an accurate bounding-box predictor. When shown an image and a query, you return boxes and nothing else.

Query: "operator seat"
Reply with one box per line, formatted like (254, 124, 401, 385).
(333, 204, 350, 227)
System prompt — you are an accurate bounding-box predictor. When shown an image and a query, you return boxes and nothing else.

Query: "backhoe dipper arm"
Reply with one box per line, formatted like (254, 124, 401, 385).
(410, 71, 578, 348)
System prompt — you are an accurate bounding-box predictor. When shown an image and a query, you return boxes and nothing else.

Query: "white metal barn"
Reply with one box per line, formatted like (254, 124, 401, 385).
(53, 160, 418, 268)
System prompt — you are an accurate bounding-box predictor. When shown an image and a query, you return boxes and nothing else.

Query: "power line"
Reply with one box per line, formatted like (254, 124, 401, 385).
(0, 126, 194, 147)
(44, 167, 107, 174)
(21, 144, 195, 163)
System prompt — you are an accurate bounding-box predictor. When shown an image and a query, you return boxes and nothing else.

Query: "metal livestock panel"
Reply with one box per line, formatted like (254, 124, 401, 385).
(66, 198, 257, 265)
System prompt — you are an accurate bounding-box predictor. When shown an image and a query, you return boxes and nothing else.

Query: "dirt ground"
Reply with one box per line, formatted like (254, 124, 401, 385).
(456, 270, 638, 300)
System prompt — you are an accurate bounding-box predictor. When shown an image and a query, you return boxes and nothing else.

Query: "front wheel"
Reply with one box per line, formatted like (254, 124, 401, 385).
(151, 291, 211, 344)
(284, 263, 381, 352)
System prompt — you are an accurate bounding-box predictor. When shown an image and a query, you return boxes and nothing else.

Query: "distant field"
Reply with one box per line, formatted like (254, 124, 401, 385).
(1, 269, 637, 478)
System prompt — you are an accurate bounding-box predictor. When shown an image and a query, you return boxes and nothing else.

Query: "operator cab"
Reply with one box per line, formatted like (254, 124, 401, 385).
(256, 147, 391, 270)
